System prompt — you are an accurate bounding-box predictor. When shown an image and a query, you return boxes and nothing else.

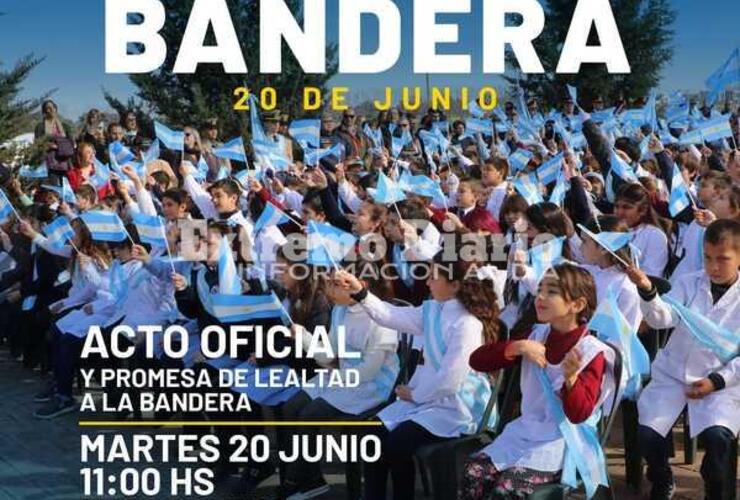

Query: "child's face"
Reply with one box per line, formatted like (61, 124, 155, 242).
(614, 200, 643, 228)
(426, 265, 460, 302)
(504, 210, 524, 230)
(301, 204, 324, 225)
(77, 196, 93, 211)
(274, 258, 298, 291)
(113, 245, 133, 261)
(581, 236, 604, 265)
(703, 240, 738, 285)
(457, 185, 477, 209)
(353, 203, 377, 236)
(707, 189, 738, 220)
(383, 215, 403, 243)
(210, 188, 238, 213)
(162, 198, 186, 220)
(590, 178, 604, 197)
(481, 168, 502, 187)
(697, 182, 716, 207)
(534, 276, 584, 325)
(78, 146, 95, 166)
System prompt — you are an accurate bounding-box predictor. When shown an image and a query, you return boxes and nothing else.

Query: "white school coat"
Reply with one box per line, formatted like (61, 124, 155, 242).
(632, 224, 669, 278)
(55, 261, 116, 338)
(485, 182, 509, 223)
(358, 293, 484, 437)
(302, 305, 399, 415)
(582, 264, 642, 333)
(670, 220, 705, 285)
(482, 325, 616, 472)
(637, 271, 740, 438)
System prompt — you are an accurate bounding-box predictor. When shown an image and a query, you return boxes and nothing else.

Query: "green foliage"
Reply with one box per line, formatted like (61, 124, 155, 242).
(506, 0, 676, 108)
(0, 54, 45, 145)
(113, 0, 338, 137)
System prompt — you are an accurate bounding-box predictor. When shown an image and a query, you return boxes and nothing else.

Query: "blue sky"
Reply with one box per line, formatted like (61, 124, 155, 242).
(1, 0, 738, 120)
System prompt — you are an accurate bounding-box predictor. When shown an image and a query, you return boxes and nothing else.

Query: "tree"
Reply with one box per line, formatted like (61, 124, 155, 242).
(0, 54, 44, 145)
(505, 0, 676, 109)
(107, 0, 338, 138)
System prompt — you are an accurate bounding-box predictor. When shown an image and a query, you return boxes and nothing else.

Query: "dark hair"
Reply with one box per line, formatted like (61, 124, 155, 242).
(207, 179, 241, 197)
(615, 183, 672, 240)
(302, 189, 325, 215)
(584, 216, 634, 267)
(614, 137, 641, 163)
(546, 262, 598, 325)
(162, 188, 190, 207)
(358, 172, 379, 191)
(705, 219, 740, 248)
(499, 194, 529, 233)
(431, 251, 500, 344)
(275, 244, 327, 326)
(482, 157, 509, 178)
(75, 184, 97, 203)
(29, 204, 56, 224)
(525, 202, 573, 260)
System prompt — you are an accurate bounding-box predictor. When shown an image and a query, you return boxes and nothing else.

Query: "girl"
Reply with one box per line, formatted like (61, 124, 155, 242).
(498, 194, 529, 246)
(613, 183, 671, 278)
(461, 263, 617, 499)
(280, 260, 399, 499)
(334, 252, 500, 500)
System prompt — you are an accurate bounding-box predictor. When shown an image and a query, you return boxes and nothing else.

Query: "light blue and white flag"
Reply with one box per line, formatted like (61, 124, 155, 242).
(391, 130, 413, 158)
(509, 148, 534, 174)
(695, 114, 733, 143)
(549, 168, 569, 206)
(253, 140, 290, 170)
(131, 212, 168, 247)
(644, 90, 658, 132)
(43, 216, 74, 249)
(249, 95, 268, 143)
(142, 139, 160, 165)
(306, 221, 357, 268)
(512, 172, 544, 206)
(610, 151, 639, 183)
(254, 202, 290, 233)
(304, 142, 344, 166)
(363, 124, 384, 150)
(668, 162, 692, 217)
(214, 137, 248, 163)
(431, 121, 449, 134)
(401, 174, 445, 203)
(589, 288, 650, 400)
(537, 153, 564, 185)
(705, 48, 740, 107)
(418, 130, 441, 155)
(465, 118, 494, 137)
(566, 84, 579, 108)
(468, 99, 487, 118)
(218, 235, 241, 295)
(89, 161, 111, 190)
(529, 236, 565, 283)
(80, 211, 129, 242)
(663, 295, 740, 364)
(61, 177, 77, 204)
(109, 141, 135, 165)
(0, 189, 13, 222)
(577, 224, 633, 254)
(289, 119, 320, 150)
(18, 164, 48, 179)
(591, 108, 615, 124)
(154, 121, 185, 151)
(373, 172, 407, 205)
(678, 128, 704, 146)
(210, 293, 283, 323)
(194, 156, 209, 181)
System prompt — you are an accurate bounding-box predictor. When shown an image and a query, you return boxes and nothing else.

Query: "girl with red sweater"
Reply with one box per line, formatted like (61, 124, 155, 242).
(459, 263, 617, 499)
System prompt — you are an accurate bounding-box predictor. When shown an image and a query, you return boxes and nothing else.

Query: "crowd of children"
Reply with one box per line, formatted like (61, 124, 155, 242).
(0, 92, 738, 500)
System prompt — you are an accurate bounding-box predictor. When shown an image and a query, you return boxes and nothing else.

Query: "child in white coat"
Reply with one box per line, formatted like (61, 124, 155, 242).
(626, 219, 740, 500)
(334, 253, 501, 500)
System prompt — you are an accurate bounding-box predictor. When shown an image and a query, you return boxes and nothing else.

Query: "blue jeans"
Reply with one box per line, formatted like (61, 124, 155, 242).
(638, 424, 736, 499)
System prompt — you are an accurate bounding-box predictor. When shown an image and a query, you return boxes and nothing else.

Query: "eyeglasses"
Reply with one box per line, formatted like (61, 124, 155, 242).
(345, 115, 356, 119)
(185, 133, 192, 137)
(400, 123, 410, 128)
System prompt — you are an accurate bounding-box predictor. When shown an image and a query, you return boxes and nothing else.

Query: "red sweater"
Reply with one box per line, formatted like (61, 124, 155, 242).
(67, 166, 114, 200)
(470, 325, 605, 424)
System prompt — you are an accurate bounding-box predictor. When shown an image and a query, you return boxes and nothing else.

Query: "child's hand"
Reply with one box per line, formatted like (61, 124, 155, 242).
(395, 385, 414, 402)
(693, 209, 716, 228)
(514, 340, 547, 368)
(562, 348, 582, 389)
(333, 270, 363, 294)
(172, 273, 187, 292)
(18, 220, 36, 239)
(686, 378, 715, 399)
(131, 244, 151, 263)
(624, 265, 653, 292)
(49, 302, 64, 314)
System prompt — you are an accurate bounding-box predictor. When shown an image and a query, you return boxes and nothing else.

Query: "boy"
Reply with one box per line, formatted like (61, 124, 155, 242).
(481, 158, 509, 223)
(453, 180, 501, 234)
(626, 219, 740, 499)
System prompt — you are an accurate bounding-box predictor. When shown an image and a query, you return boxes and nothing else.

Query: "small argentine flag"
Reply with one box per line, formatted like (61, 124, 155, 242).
(307, 221, 357, 268)
(465, 118, 493, 137)
(695, 114, 733, 142)
(218, 235, 241, 295)
(289, 119, 320, 150)
(131, 213, 168, 247)
(391, 131, 412, 158)
(254, 202, 289, 233)
(80, 211, 129, 242)
(512, 172, 543, 206)
(468, 99, 486, 118)
(373, 172, 407, 205)
(305, 142, 344, 166)
(18, 164, 48, 179)
(536, 153, 564, 186)
(211, 293, 283, 323)
(89, 161, 111, 190)
(142, 139, 160, 165)
(109, 141, 135, 165)
(678, 128, 704, 146)
(549, 168, 569, 206)
(43, 216, 74, 249)
(668, 162, 692, 217)
(578, 224, 633, 254)
(154, 121, 185, 151)
(508, 148, 534, 174)
(253, 140, 290, 170)
(214, 137, 248, 163)
(610, 151, 639, 183)
(0, 189, 16, 222)
(529, 236, 566, 283)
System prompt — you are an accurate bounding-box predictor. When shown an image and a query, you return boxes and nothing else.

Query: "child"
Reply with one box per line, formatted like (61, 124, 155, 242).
(334, 252, 500, 500)
(498, 194, 529, 246)
(454, 180, 501, 234)
(481, 158, 509, 223)
(614, 183, 671, 278)
(626, 219, 740, 500)
(461, 263, 618, 499)
(280, 260, 399, 499)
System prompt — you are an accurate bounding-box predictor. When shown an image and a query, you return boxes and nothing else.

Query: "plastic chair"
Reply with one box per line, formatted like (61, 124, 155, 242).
(527, 341, 625, 500)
